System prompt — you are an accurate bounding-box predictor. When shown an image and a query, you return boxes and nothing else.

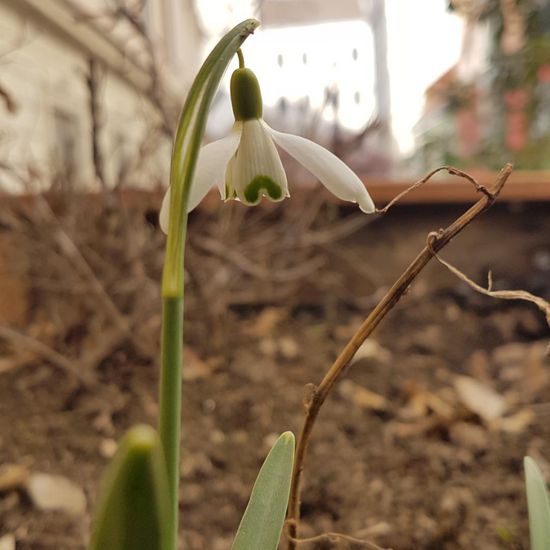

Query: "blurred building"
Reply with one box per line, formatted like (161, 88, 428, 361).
(0, 0, 201, 191)
(203, 0, 397, 177)
(414, 0, 550, 171)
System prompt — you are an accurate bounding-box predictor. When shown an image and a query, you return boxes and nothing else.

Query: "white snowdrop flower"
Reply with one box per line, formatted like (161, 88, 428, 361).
(160, 64, 375, 234)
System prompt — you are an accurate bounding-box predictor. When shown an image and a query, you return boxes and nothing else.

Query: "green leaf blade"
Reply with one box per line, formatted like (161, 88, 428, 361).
(524, 456, 550, 550)
(89, 425, 170, 550)
(232, 432, 295, 550)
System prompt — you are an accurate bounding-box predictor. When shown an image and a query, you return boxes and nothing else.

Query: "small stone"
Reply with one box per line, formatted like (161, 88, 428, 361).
(0, 464, 28, 492)
(92, 412, 115, 436)
(232, 430, 249, 445)
(180, 453, 213, 478)
(0, 534, 15, 550)
(99, 438, 118, 459)
(410, 325, 444, 354)
(258, 337, 277, 357)
(182, 347, 211, 381)
(278, 336, 299, 359)
(243, 308, 286, 337)
(444, 303, 461, 322)
(26, 473, 86, 515)
(263, 433, 279, 452)
(182, 482, 203, 504)
(210, 429, 225, 445)
(202, 398, 216, 414)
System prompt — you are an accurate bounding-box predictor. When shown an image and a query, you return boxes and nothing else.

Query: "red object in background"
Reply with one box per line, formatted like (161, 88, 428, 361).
(537, 64, 550, 83)
(504, 88, 528, 150)
(457, 105, 480, 157)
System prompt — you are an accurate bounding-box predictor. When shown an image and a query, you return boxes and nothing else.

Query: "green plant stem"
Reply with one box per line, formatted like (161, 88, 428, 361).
(159, 295, 184, 550)
(157, 19, 259, 550)
(237, 48, 245, 68)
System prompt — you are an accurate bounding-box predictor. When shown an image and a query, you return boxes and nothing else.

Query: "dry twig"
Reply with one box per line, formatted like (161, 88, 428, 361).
(376, 165, 492, 214)
(285, 520, 391, 549)
(286, 163, 514, 550)
(288, 531, 390, 549)
(86, 58, 107, 189)
(0, 325, 94, 387)
(427, 242, 550, 351)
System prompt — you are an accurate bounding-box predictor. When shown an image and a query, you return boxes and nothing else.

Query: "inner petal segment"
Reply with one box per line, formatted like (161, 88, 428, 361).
(225, 119, 288, 205)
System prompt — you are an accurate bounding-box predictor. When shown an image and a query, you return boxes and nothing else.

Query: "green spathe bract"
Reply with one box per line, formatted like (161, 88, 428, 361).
(232, 432, 295, 550)
(524, 456, 550, 550)
(90, 425, 170, 550)
(160, 19, 259, 550)
(231, 68, 263, 121)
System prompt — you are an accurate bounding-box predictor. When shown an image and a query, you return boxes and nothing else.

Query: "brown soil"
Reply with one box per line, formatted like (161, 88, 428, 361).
(0, 198, 549, 550)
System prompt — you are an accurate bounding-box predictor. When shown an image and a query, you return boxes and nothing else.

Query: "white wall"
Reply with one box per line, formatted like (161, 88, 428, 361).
(0, 0, 202, 192)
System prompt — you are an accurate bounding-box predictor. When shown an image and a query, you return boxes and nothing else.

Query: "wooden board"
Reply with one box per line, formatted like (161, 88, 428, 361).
(364, 170, 550, 205)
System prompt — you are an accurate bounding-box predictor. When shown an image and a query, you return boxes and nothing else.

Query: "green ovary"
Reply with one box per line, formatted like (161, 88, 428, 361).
(244, 175, 283, 203)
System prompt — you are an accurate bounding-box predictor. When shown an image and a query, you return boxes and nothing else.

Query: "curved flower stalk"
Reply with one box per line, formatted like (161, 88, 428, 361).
(158, 19, 260, 550)
(159, 56, 375, 233)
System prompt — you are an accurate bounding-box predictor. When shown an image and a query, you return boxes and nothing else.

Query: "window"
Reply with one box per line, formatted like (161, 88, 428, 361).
(53, 108, 79, 182)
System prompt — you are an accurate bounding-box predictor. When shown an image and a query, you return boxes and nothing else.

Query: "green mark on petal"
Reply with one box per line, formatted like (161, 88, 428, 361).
(244, 175, 282, 204)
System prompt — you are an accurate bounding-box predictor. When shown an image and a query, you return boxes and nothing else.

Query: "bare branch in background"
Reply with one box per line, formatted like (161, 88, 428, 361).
(78, 0, 176, 137)
(86, 58, 107, 189)
(0, 324, 95, 387)
(0, 22, 31, 116)
(0, 82, 17, 114)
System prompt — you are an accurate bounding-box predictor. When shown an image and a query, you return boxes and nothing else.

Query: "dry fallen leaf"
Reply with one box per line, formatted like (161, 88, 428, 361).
(449, 422, 488, 451)
(0, 464, 28, 493)
(495, 408, 535, 433)
(400, 383, 455, 421)
(351, 339, 392, 365)
(454, 376, 507, 422)
(339, 380, 388, 411)
(182, 347, 212, 381)
(385, 417, 440, 439)
(241, 307, 287, 338)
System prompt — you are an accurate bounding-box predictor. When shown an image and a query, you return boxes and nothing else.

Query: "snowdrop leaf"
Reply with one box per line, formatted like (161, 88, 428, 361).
(524, 456, 550, 550)
(89, 425, 170, 550)
(231, 432, 295, 550)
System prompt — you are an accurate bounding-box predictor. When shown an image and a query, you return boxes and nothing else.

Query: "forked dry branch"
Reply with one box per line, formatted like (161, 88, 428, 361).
(286, 163, 520, 549)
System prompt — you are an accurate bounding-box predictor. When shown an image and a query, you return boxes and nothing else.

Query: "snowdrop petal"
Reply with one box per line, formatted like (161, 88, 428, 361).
(265, 122, 375, 213)
(226, 119, 288, 205)
(159, 128, 241, 234)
